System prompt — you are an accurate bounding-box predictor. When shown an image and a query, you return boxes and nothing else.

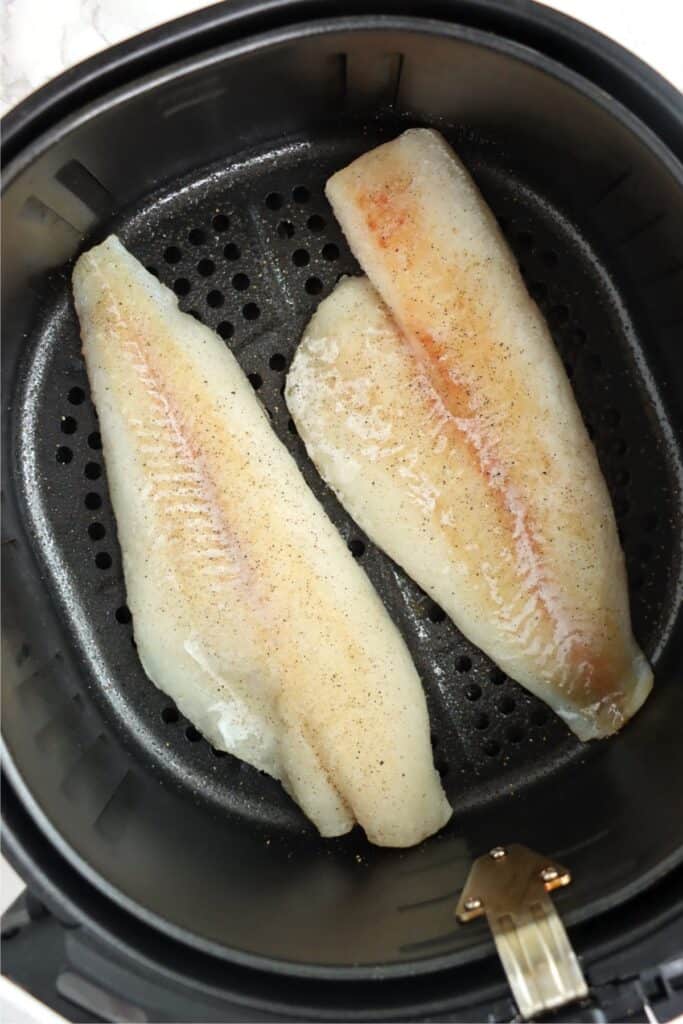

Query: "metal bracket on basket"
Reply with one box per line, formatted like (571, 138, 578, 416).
(456, 844, 588, 1020)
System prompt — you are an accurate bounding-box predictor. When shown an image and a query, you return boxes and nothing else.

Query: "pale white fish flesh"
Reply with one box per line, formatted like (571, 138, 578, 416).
(287, 129, 652, 740)
(72, 235, 451, 847)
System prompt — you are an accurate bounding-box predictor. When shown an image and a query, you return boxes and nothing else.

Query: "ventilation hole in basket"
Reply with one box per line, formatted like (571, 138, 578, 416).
(307, 214, 325, 233)
(146, 266, 159, 278)
(84, 492, 101, 510)
(95, 551, 112, 570)
(549, 304, 569, 326)
(292, 249, 309, 267)
(305, 276, 323, 295)
(475, 713, 489, 731)
(229, 273, 248, 293)
(322, 243, 339, 261)
(173, 278, 191, 296)
(186, 725, 202, 742)
(188, 228, 206, 245)
(87, 431, 102, 450)
(642, 513, 658, 532)
(164, 246, 182, 264)
(248, 372, 263, 390)
(427, 602, 446, 623)
(207, 289, 224, 308)
(292, 185, 310, 203)
(541, 249, 559, 267)
(499, 696, 515, 715)
(224, 243, 240, 261)
(465, 685, 481, 702)
(85, 461, 101, 480)
(212, 213, 229, 232)
(287, 418, 298, 436)
(212, 746, 227, 758)
(265, 192, 283, 210)
(68, 386, 85, 405)
(348, 539, 365, 558)
(436, 759, 449, 777)
(217, 321, 234, 340)
(188, 310, 203, 322)
(604, 407, 620, 427)
(507, 726, 524, 744)
(616, 468, 630, 487)
(530, 708, 547, 727)
(484, 740, 501, 757)
(60, 416, 77, 434)
(88, 522, 105, 541)
(162, 705, 179, 724)
(56, 445, 73, 464)
(277, 220, 295, 238)
(243, 303, 260, 320)
(269, 353, 286, 371)
(516, 230, 534, 250)
(115, 605, 132, 624)
(457, 655, 472, 673)
(490, 668, 506, 685)
(530, 281, 547, 302)
(197, 258, 215, 277)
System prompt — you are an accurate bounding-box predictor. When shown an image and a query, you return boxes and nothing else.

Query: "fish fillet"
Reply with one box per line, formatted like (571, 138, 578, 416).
(287, 129, 652, 740)
(72, 235, 451, 847)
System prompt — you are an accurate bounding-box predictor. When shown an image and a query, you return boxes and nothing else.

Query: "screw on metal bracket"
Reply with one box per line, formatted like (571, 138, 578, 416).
(456, 843, 587, 1020)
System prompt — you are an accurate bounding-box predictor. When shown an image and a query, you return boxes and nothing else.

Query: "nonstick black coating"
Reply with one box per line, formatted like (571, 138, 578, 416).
(17, 129, 678, 819)
(2, 13, 683, 976)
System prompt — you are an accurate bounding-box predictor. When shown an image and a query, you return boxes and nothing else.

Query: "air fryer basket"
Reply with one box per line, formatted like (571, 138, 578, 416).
(2, 0, 682, 984)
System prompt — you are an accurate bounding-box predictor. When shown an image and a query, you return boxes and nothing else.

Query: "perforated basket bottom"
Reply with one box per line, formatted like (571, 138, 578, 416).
(31, 126, 674, 834)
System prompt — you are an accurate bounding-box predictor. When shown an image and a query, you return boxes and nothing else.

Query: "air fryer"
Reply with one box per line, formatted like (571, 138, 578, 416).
(2, 1, 682, 1021)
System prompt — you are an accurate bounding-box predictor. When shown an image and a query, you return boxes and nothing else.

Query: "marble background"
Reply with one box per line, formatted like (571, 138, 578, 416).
(0, 0, 222, 115)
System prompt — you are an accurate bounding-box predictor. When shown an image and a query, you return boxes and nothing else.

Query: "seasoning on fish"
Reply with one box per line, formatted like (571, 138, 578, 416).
(287, 129, 652, 740)
(72, 235, 451, 846)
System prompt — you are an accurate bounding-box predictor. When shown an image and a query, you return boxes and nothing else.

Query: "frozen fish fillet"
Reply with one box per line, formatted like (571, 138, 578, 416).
(287, 130, 652, 740)
(72, 235, 451, 846)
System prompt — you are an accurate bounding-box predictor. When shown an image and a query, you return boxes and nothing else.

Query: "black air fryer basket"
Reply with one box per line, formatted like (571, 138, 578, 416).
(2, 1, 682, 1020)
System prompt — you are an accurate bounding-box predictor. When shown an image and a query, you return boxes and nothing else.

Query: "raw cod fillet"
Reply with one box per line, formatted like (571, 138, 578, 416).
(72, 235, 451, 847)
(286, 129, 652, 740)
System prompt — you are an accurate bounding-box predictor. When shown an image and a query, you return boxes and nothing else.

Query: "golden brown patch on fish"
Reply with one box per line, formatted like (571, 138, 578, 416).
(106, 320, 394, 723)
(396, 324, 616, 709)
(341, 174, 621, 709)
(357, 175, 414, 250)
(566, 640, 630, 706)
